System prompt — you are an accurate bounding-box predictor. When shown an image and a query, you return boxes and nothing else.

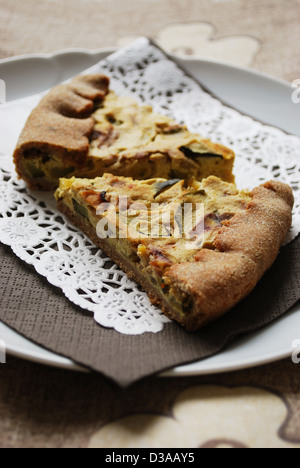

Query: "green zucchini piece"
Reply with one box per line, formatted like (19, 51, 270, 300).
(72, 199, 89, 220)
(26, 162, 45, 179)
(180, 146, 224, 160)
(154, 179, 181, 198)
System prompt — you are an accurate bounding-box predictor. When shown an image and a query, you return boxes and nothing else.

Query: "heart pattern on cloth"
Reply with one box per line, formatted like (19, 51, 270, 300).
(118, 22, 260, 67)
(89, 385, 300, 449)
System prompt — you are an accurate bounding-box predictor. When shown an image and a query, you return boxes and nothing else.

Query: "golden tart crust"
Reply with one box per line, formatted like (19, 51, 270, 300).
(13, 75, 110, 190)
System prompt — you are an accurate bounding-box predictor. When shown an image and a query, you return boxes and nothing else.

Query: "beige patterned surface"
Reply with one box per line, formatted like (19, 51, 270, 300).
(1, 357, 300, 448)
(0, 0, 299, 82)
(0, 0, 300, 448)
(89, 386, 300, 449)
(119, 22, 260, 68)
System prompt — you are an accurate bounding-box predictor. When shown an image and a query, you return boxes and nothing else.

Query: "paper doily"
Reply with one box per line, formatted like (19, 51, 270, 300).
(0, 38, 299, 335)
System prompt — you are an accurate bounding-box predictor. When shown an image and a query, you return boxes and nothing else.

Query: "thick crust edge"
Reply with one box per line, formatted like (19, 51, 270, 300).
(165, 180, 294, 330)
(13, 74, 110, 190)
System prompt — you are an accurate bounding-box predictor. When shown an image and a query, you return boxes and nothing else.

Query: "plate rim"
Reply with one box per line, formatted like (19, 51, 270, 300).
(0, 46, 297, 377)
(0, 47, 292, 89)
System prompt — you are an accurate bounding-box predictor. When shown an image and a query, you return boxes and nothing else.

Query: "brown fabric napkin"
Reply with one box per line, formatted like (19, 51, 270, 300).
(0, 235, 299, 387)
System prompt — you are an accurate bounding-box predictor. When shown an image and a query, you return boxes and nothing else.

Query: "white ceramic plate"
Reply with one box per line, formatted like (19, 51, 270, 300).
(0, 48, 299, 377)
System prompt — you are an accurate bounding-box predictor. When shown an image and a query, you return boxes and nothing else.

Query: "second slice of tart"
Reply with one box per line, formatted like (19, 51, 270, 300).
(13, 74, 235, 190)
(55, 174, 293, 331)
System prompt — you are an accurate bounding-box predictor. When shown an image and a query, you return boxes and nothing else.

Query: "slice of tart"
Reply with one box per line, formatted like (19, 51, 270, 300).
(55, 173, 293, 331)
(13, 74, 235, 190)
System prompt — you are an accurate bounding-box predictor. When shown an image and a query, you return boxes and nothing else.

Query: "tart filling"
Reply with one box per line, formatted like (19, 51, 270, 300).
(86, 91, 235, 182)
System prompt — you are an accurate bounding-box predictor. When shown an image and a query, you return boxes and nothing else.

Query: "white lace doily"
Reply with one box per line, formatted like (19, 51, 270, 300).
(0, 38, 299, 335)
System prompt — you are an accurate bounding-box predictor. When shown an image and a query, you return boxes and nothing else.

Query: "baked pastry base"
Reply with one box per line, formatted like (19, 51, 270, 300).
(56, 175, 293, 331)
